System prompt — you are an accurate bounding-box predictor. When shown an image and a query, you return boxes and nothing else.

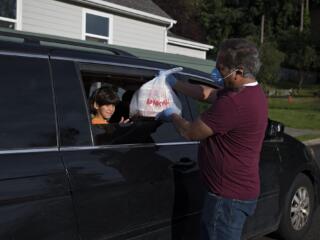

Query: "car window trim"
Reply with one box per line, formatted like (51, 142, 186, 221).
(0, 147, 59, 155)
(0, 142, 199, 154)
(0, 51, 48, 59)
(60, 141, 199, 152)
(48, 54, 61, 150)
(74, 62, 95, 146)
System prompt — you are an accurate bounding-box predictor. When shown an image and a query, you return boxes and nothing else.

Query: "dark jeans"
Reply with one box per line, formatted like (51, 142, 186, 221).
(201, 191, 257, 240)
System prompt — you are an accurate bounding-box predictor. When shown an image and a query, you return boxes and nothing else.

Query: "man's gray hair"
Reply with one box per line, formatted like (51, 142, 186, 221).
(218, 38, 261, 78)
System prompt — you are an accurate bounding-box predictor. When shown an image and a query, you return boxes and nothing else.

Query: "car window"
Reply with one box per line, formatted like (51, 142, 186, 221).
(79, 63, 192, 145)
(0, 54, 57, 150)
(177, 75, 216, 120)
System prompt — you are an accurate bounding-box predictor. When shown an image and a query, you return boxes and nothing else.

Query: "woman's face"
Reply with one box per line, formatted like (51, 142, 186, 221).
(96, 103, 115, 120)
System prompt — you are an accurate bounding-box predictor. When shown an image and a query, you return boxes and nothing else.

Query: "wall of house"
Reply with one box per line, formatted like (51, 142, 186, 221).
(167, 44, 206, 59)
(21, 0, 165, 52)
(113, 15, 165, 52)
(22, 0, 82, 39)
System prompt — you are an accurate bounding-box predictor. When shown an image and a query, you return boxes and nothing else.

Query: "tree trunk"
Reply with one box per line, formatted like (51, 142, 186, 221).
(306, 0, 309, 14)
(300, 0, 305, 32)
(260, 14, 265, 44)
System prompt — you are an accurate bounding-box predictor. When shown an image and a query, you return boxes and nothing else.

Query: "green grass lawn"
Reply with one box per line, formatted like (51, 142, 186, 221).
(296, 134, 320, 142)
(268, 97, 320, 130)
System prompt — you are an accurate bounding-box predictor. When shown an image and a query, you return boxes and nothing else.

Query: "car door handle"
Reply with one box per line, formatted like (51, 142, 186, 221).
(173, 158, 197, 172)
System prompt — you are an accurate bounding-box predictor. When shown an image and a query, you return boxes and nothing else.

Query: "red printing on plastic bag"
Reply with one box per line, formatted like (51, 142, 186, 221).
(146, 98, 170, 107)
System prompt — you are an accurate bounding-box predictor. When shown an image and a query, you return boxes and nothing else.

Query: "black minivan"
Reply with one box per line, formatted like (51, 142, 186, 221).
(0, 29, 319, 240)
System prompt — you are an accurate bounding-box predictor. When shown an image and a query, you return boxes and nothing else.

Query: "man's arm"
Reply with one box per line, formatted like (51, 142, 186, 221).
(170, 113, 213, 141)
(174, 80, 218, 103)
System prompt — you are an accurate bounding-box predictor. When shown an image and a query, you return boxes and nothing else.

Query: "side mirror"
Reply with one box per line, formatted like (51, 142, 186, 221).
(265, 119, 284, 141)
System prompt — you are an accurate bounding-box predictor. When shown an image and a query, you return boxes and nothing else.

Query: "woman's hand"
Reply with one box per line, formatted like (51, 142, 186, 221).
(119, 117, 133, 127)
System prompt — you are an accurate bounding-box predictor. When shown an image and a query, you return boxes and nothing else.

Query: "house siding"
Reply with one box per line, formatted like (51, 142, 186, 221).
(167, 44, 206, 59)
(22, 0, 82, 39)
(113, 15, 165, 52)
(21, 0, 166, 52)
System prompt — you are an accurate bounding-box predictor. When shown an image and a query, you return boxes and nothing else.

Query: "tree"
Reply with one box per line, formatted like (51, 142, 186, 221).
(257, 42, 285, 85)
(153, 0, 320, 74)
(278, 29, 318, 88)
(200, 0, 245, 56)
(153, 0, 207, 42)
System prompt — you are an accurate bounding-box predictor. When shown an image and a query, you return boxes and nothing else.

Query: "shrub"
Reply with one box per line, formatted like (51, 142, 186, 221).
(257, 42, 285, 84)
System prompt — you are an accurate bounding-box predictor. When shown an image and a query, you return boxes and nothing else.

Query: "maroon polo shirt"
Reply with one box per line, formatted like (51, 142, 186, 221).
(199, 85, 268, 200)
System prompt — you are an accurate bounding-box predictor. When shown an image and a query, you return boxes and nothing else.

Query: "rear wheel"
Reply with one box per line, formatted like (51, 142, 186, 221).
(278, 174, 314, 240)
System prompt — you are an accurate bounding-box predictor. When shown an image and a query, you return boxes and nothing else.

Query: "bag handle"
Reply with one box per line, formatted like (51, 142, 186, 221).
(159, 67, 183, 78)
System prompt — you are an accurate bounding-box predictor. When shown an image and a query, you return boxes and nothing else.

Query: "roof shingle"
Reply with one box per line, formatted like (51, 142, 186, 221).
(103, 0, 173, 19)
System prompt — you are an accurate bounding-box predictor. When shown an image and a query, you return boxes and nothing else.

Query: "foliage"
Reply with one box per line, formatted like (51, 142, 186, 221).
(152, 0, 207, 43)
(200, 0, 246, 56)
(277, 29, 318, 87)
(278, 29, 317, 71)
(257, 42, 285, 84)
(199, 0, 302, 50)
(154, 0, 320, 75)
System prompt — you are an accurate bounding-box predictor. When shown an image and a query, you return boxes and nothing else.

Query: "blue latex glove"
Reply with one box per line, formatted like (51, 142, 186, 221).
(156, 108, 176, 122)
(166, 75, 177, 87)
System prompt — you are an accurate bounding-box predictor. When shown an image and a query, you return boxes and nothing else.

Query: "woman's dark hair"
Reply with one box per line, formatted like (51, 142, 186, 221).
(90, 87, 120, 114)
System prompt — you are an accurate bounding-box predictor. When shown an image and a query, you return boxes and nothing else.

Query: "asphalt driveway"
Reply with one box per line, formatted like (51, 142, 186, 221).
(285, 127, 320, 138)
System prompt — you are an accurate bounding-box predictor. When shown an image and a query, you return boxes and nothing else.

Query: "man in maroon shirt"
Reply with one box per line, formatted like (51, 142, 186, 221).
(158, 38, 268, 240)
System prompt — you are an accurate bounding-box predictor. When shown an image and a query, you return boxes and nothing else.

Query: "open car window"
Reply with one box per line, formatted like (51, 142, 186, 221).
(79, 63, 193, 146)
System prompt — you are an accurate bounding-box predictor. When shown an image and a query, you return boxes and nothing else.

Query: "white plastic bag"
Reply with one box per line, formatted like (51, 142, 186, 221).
(130, 67, 183, 117)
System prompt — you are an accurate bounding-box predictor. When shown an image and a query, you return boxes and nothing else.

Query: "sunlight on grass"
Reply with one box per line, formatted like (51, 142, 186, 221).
(268, 97, 320, 111)
(268, 97, 320, 131)
(269, 109, 320, 129)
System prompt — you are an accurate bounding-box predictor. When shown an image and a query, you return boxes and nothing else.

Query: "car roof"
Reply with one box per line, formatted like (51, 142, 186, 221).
(0, 28, 219, 88)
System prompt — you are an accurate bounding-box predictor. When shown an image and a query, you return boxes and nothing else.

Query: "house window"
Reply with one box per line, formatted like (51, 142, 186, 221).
(83, 9, 113, 44)
(0, 0, 21, 30)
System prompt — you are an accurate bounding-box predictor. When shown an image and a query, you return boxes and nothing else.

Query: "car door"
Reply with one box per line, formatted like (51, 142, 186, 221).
(244, 139, 282, 238)
(51, 57, 202, 240)
(0, 51, 78, 239)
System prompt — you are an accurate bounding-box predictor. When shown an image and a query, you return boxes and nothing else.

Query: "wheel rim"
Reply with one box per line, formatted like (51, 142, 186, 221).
(290, 187, 310, 231)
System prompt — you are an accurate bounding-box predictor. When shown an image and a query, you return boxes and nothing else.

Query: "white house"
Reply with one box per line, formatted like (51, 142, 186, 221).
(0, 0, 213, 59)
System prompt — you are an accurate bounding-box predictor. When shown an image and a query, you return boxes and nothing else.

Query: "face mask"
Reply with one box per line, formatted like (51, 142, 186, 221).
(211, 67, 240, 88)
(211, 68, 224, 87)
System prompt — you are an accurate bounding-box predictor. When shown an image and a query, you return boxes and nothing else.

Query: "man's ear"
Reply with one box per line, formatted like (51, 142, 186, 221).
(235, 66, 244, 76)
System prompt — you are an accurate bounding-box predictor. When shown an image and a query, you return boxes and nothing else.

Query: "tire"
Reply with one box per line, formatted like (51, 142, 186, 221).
(278, 174, 315, 240)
